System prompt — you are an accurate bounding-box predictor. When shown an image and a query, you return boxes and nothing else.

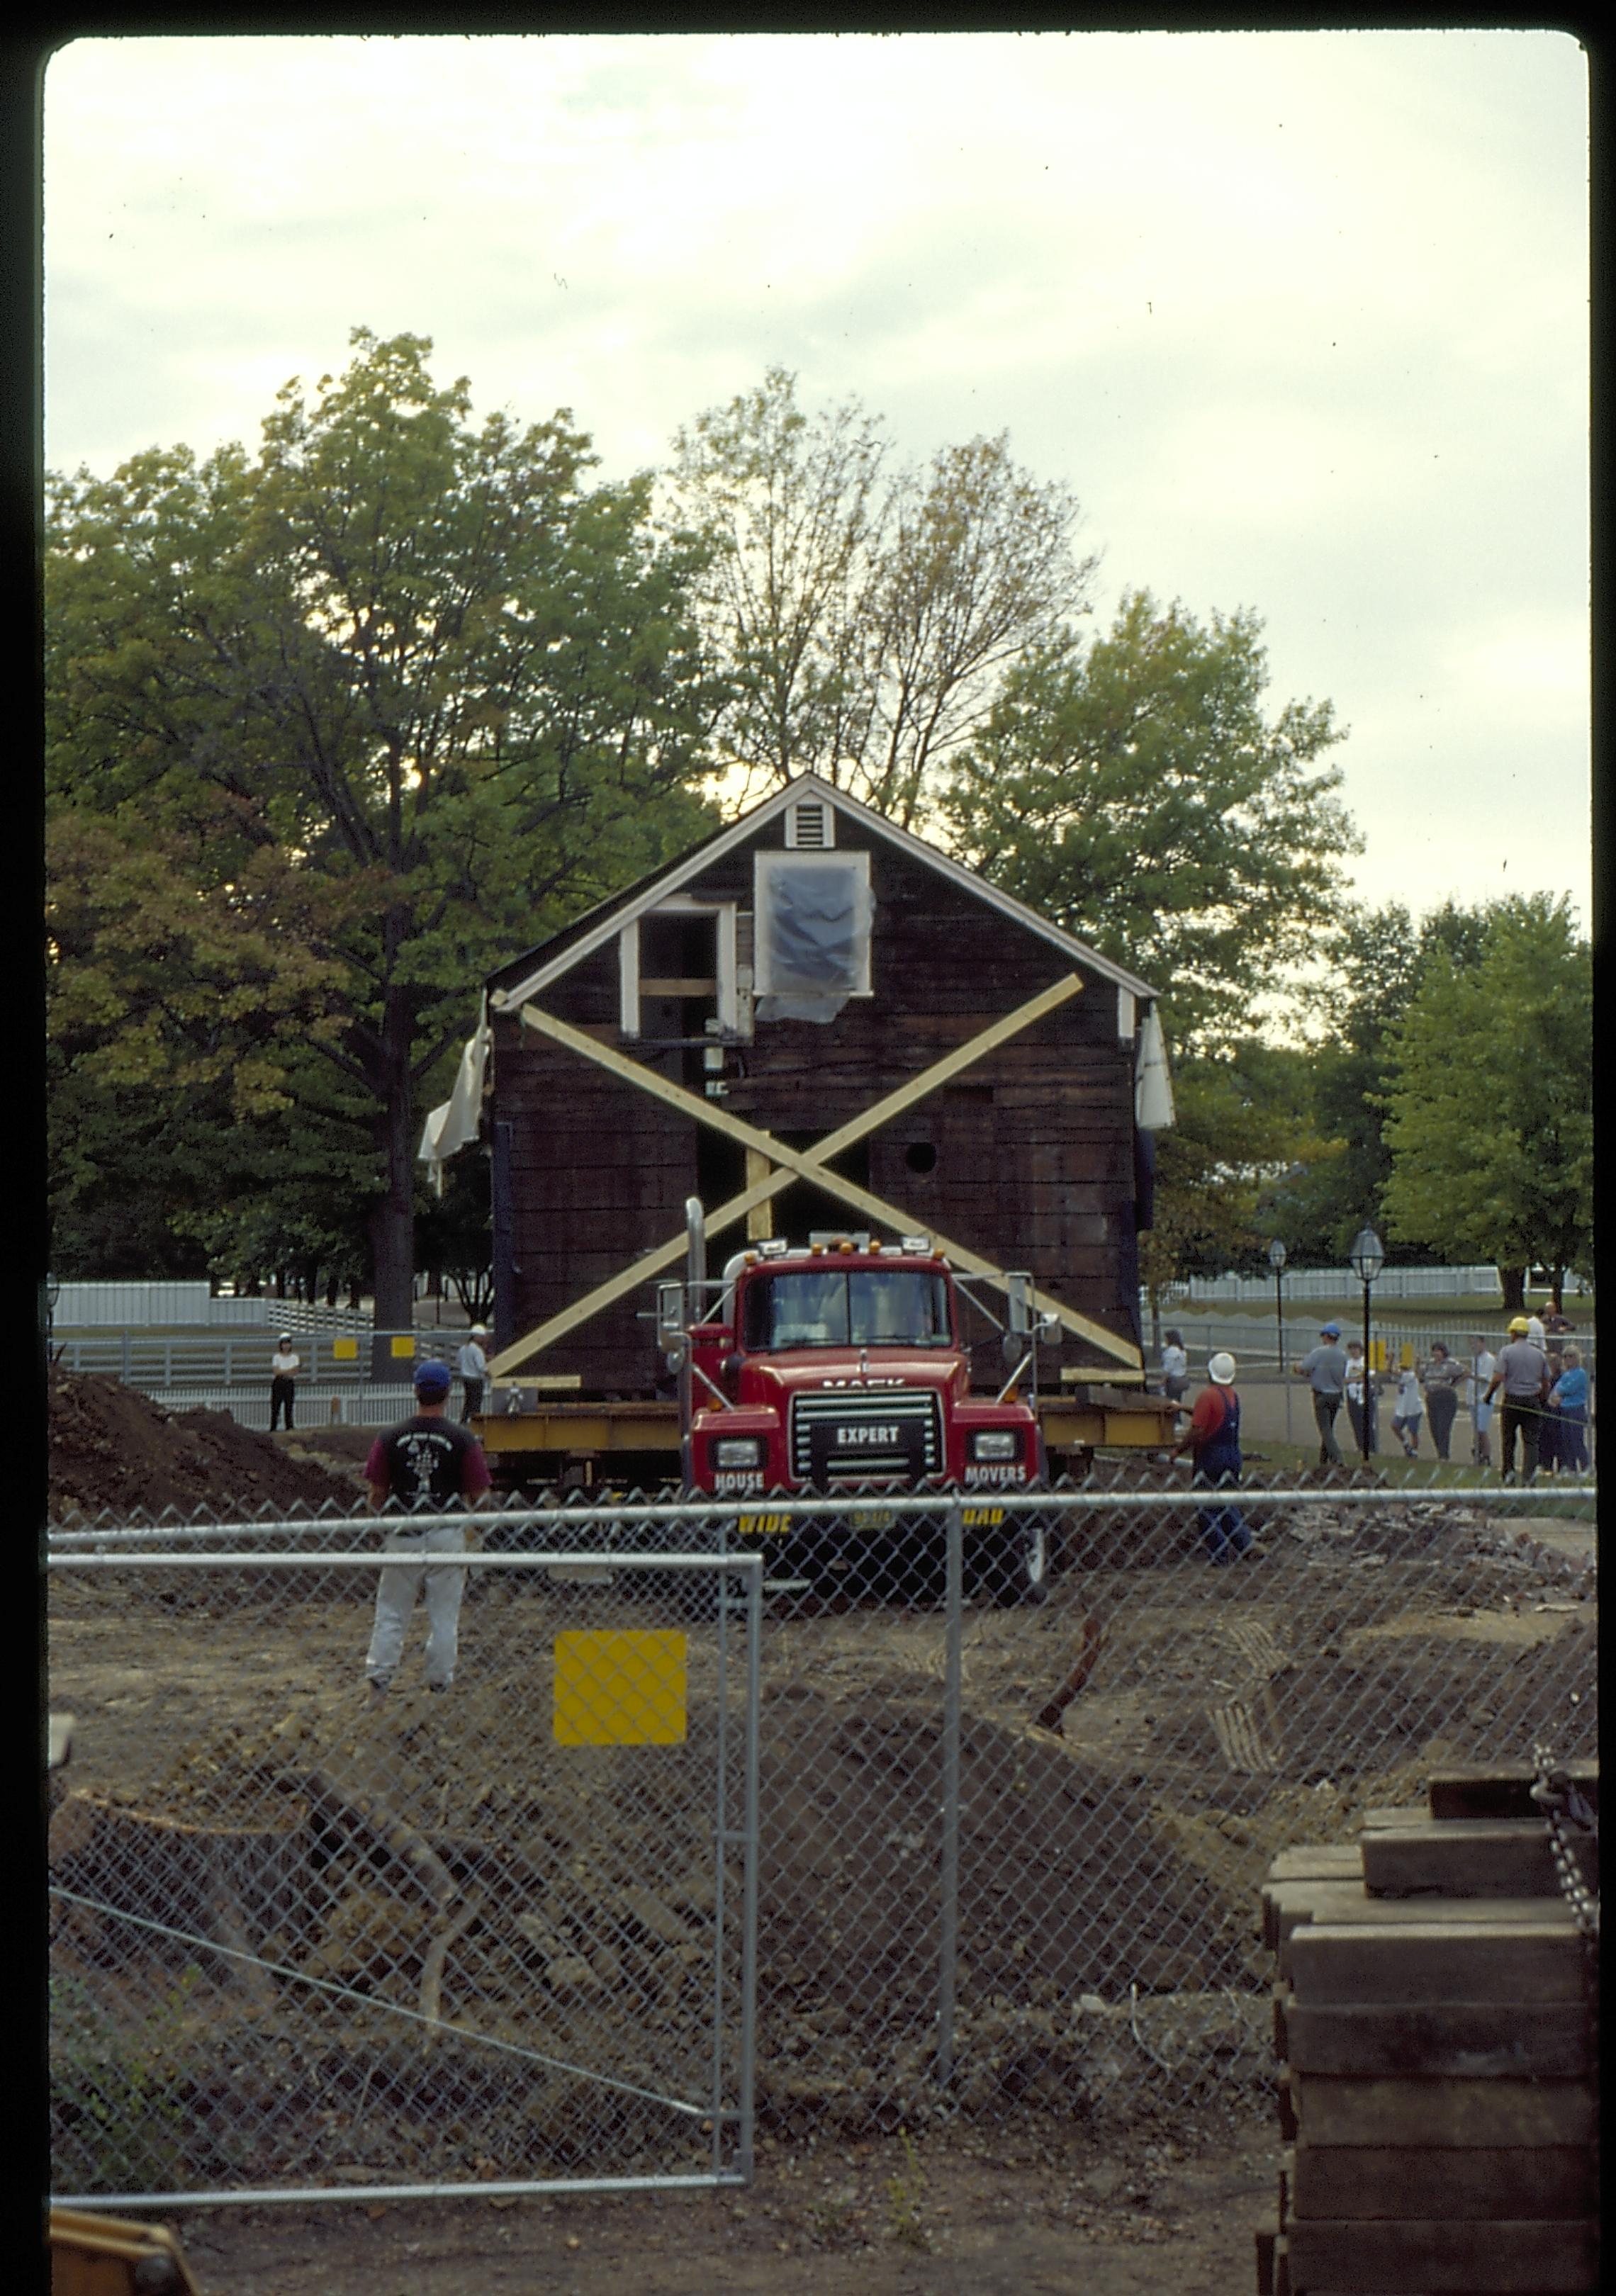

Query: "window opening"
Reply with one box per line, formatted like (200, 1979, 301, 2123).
(619, 902, 740, 1042)
(753, 850, 872, 1023)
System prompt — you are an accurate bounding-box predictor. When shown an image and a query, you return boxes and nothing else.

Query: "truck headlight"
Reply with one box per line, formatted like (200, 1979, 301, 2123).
(969, 1429, 1021, 1462)
(713, 1436, 764, 1469)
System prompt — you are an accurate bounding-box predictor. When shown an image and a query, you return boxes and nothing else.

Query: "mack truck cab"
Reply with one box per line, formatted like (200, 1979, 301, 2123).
(666, 1228, 1056, 1603)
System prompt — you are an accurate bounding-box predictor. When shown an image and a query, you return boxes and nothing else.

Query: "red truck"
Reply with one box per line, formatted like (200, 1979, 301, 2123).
(658, 1228, 1061, 1604)
(477, 1207, 1176, 1599)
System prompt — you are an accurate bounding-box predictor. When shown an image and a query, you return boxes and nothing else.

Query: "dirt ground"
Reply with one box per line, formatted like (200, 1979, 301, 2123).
(47, 1369, 368, 1521)
(165, 2114, 1277, 2294)
(45, 1376, 1596, 2294)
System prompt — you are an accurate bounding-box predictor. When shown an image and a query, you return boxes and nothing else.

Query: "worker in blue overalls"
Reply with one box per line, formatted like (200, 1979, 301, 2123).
(1169, 1349, 1254, 1565)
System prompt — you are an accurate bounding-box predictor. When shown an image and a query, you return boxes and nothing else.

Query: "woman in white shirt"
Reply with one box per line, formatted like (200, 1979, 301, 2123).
(1160, 1329, 1189, 1404)
(1468, 1336, 1498, 1467)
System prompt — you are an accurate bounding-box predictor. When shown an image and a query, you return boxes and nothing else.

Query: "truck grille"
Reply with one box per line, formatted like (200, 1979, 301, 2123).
(790, 1388, 944, 1484)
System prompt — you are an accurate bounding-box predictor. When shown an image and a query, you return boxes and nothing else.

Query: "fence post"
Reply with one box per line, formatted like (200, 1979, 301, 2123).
(936, 1497, 963, 2086)
(738, 1553, 762, 2183)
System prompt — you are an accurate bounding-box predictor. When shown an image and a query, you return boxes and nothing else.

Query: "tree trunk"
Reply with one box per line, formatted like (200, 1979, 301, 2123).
(369, 999, 418, 1380)
(1498, 1264, 1526, 1314)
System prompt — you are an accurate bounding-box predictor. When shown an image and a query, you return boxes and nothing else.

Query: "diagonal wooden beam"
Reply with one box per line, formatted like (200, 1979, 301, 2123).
(490, 981, 1085, 1375)
(490, 974, 1140, 1373)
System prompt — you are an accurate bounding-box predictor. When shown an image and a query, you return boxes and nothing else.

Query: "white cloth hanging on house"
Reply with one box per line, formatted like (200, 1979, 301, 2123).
(417, 998, 493, 1195)
(1134, 1004, 1176, 1130)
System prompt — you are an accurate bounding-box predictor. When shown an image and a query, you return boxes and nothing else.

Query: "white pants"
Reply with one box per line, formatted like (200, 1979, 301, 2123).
(366, 1525, 467, 1689)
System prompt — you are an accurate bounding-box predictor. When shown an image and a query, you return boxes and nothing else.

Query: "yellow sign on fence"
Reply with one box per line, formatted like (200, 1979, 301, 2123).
(553, 1629, 688, 1747)
(331, 1336, 359, 1362)
(391, 1335, 416, 1358)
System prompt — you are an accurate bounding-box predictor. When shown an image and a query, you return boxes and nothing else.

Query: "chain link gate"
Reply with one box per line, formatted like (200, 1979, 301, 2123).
(47, 1529, 762, 2207)
(48, 1472, 1595, 2203)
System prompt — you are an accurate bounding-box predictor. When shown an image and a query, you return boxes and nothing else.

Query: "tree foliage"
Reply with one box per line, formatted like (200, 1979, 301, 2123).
(1379, 894, 1592, 1289)
(1266, 897, 1522, 1268)
(47, 330, 726, 1324)
(1140, 1041, 1335, 1300)
(668, 365, 1094, 823)
(943, 590, 1358, 1051)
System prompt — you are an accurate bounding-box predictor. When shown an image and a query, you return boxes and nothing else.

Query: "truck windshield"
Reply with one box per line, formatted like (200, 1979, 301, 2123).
(742, 1268, 953, 1351)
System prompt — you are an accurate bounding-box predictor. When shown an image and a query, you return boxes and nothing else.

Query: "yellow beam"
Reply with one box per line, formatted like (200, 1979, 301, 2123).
(493, 984, 1088, 1374)
(490, 978, 1086, 1375)
(745, 1149, 773, 1242)
(490, 972, 1140, 1374)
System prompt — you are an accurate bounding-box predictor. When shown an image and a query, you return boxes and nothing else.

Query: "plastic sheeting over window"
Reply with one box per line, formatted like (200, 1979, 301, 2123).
(753, 852, 872, 1024)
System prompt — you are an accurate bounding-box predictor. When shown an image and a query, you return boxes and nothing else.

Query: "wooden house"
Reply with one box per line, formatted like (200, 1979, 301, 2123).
(479, 772, 1172, 1395)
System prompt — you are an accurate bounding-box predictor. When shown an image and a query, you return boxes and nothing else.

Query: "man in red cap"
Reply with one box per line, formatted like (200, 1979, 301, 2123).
(363, 1356, 491, 1696)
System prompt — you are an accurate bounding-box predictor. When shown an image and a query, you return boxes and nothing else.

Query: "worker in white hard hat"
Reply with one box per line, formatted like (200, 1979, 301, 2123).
(456, 1323, 490, 1422)
(269, 1331, 301, 1432)
(1169, 1350, 1255, 1565)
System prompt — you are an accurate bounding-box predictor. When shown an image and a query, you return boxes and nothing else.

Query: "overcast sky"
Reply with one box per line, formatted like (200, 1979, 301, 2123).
(43, 28, 1591, 932)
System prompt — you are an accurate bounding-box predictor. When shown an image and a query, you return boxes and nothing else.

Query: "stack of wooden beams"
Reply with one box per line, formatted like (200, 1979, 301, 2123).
(1254, 1765, 1599, 2296)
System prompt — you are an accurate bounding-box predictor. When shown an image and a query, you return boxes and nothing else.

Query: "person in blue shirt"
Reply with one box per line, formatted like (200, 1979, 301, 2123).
(1548, 1347, 1590, 1474)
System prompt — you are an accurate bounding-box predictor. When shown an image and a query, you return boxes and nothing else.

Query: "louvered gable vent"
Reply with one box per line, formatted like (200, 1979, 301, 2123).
(785, 796, 833, 850)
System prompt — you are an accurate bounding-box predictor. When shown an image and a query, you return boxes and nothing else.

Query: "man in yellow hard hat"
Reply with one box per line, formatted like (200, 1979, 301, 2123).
(1484, 1318, 1550, 1485)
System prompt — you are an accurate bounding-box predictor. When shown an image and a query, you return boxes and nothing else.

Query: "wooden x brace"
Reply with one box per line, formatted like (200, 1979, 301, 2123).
(488, 972, 1142, 1376)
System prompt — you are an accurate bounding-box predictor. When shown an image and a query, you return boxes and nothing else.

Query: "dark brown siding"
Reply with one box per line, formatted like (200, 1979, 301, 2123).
(492, 819, 1145, 1394)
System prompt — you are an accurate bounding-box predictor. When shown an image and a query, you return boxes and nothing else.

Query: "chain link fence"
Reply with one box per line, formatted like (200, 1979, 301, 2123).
(47, 1473, 1595, 2207)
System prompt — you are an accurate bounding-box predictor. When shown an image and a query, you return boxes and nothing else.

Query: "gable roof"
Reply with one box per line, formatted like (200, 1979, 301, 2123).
(487, 769, 1160, 1011)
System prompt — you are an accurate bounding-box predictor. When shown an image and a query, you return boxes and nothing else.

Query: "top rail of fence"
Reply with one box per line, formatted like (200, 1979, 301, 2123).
(45, 1475, 1598, 1549)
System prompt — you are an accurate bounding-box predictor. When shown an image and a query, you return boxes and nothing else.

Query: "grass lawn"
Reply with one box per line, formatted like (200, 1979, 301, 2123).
(1228, 1436, 1598, 1514)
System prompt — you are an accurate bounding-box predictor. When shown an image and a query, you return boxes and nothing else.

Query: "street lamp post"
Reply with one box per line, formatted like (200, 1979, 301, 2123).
(1268, 1238, 1290, 1441)
(1349, 1225, 1386, 1462)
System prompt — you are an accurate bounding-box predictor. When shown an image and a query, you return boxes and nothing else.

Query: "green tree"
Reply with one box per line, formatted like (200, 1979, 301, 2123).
(1140, 1041, 1335, 1310)
(668, 366, 1094, 823)
(47, 330, 726, 1349)
(1379, 894, 1592, 1304)
(1271, 898, 1502, 1267)
(943, 590, 1358, 1051)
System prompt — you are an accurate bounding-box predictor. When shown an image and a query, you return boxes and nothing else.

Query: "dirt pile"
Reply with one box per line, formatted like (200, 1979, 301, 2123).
(48, 1370, 363, 1522)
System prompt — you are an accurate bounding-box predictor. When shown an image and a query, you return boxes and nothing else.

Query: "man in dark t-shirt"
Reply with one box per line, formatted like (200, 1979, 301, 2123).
(363, 1357, 491, 1697)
